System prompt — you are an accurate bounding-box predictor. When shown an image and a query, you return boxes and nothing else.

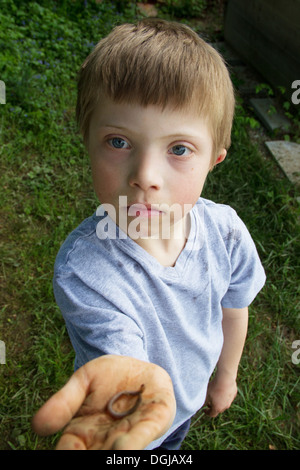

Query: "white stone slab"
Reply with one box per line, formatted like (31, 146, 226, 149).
(265, 141, 300, 185)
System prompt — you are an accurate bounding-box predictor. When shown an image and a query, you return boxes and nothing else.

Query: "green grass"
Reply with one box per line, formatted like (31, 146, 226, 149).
(0, 0, 299, 451)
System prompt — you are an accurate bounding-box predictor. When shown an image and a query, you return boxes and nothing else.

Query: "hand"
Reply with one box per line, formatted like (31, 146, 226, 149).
(203, 371, 237, 418)
(32, 355, 176, 450)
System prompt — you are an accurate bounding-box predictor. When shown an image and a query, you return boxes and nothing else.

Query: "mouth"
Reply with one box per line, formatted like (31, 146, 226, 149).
(126, 203, 164, 217)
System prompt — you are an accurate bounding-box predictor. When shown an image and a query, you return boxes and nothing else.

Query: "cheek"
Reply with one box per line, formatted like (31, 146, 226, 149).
(91, 160, 122, 201)
(171, 169, 207, 206)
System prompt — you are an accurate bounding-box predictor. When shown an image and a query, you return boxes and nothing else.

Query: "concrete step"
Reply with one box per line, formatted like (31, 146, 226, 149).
(249, 98, 291, 132)
(210, 41, 298, 187)
(265, 141, 300, 185)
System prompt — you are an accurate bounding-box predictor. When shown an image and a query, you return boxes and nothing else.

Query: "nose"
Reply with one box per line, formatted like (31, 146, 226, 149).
(128, 149, 163, 192)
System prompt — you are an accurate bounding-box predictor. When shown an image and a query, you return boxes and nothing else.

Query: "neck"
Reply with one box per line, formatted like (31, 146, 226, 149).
(133, 214, 191, 267)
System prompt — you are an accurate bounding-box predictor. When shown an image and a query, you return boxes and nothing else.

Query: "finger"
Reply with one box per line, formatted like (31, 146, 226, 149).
(56, 433, 87, 450)
(112, 420, 162, 450)
(115, 403, 175, 451)
(101, 398, 174, 451)
(100, 420, 161, 450)
(204, 408, 219, 418)
(203, 403, 219, 418)
(32, 368, 89, 436)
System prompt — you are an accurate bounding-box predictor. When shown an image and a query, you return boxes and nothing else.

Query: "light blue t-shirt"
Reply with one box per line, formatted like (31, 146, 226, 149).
(53, 198, 266, 449)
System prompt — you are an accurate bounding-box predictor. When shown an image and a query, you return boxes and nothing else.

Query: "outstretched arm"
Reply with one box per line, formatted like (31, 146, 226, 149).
(32, 355, 176, 450)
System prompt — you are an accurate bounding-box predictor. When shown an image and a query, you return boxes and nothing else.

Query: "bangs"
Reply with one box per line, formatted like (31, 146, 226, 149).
(98, 31, 202, 110)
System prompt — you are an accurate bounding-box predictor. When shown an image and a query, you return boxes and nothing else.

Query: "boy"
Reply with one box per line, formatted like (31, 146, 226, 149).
(32, 19, 266, 450)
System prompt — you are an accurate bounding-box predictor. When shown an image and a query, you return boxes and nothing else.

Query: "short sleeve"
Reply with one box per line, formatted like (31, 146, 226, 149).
(221, 214, 266, 309)
(53, 272, 148, 370)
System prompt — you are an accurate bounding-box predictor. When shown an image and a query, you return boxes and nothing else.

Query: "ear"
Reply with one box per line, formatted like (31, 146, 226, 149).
(216, 148, 227, 165)
(212, 148, 227, 169)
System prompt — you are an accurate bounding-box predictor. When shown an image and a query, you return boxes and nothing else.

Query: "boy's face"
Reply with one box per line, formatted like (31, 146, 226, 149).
(88, 96, 226, 239)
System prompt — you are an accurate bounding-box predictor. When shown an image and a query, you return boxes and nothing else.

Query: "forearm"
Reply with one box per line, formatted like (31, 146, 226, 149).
(204, 307, 248, 417)
(216, 307, 248, 380)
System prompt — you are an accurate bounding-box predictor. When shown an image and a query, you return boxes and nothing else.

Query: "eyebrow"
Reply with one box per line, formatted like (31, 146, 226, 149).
(103, 125, 128, 131)
(164, 133, 201, 140)
(103, 125, 201, 140)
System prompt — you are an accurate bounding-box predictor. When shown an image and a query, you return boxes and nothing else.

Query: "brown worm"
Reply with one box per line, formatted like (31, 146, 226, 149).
(107, 384, 145, 418)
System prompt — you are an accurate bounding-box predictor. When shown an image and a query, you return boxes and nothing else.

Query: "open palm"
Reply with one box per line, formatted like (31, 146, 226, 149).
(32, 355, 176, 450)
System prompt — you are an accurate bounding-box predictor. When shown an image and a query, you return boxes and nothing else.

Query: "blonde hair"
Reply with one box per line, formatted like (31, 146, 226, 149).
(76, 18, 235, 161)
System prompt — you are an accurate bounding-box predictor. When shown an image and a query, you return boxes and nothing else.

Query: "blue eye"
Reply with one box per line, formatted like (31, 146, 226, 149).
(109, 137, 130, 149)
(170, 145, 191, 156)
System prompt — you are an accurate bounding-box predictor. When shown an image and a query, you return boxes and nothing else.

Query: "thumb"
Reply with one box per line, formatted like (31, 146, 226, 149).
(32, 368, 89, 436)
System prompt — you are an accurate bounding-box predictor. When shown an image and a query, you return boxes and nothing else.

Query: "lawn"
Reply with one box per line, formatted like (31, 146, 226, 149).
(0, 0, 299, 450)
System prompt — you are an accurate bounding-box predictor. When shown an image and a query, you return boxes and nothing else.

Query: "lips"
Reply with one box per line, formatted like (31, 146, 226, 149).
(127, 202, 163, 217)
